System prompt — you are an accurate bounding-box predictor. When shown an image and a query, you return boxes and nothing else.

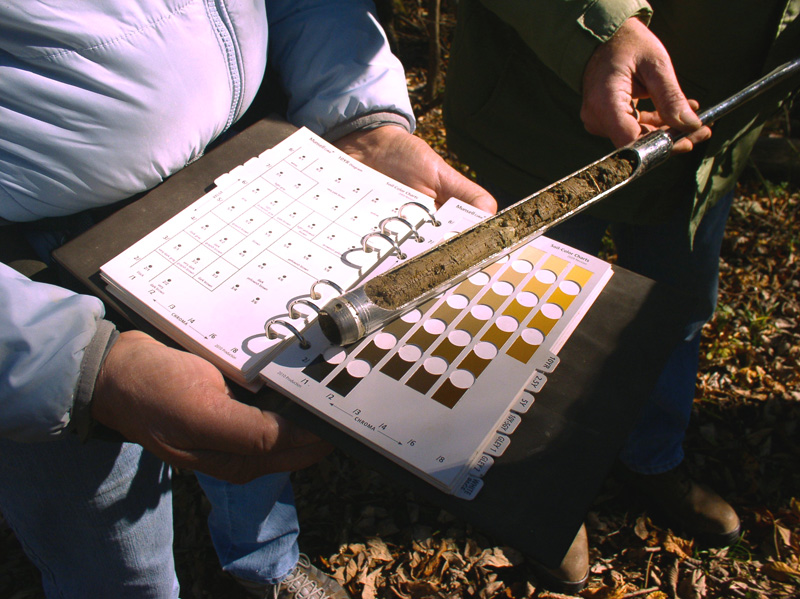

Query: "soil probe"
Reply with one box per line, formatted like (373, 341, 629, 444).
(318, 57, 800, 346)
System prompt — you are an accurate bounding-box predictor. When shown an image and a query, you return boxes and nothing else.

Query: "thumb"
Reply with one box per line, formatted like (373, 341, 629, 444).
(436, 165, 498, 214)
(189, 387, 323, 456)
(638, 61, 703, 132)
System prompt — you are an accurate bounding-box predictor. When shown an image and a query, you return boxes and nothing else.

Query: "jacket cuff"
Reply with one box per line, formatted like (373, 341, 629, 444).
(71, 319, 119, 441)
(322, 111, 413, 143)
(559, 0, 652, 94)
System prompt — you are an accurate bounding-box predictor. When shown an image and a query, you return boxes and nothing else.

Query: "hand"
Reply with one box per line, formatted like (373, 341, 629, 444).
(92, 331, 332, 483)
(580, 17, 712, 152)
(333, 125, 497, 214)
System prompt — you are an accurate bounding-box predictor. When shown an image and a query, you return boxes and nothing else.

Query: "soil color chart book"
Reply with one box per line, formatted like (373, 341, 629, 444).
(261, 199, 614, 498)
(100, 128, 437, 386)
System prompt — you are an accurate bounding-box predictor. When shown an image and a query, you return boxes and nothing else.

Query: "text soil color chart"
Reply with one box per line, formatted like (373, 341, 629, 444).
(264, 223, 613, 497)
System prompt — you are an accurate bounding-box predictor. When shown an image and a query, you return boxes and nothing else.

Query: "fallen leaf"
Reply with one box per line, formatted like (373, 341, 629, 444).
(663, 533, 694, 560)
(762, 560, 800, 582)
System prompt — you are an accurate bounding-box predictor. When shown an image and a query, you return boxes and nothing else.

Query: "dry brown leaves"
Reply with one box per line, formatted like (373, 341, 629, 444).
(326, 537, 522, 599)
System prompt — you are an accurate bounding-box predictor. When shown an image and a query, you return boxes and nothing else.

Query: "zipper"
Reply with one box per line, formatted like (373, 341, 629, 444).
(205, 0, 244, 130)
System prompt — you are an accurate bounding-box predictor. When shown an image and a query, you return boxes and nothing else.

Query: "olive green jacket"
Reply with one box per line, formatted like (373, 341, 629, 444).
(444, 0, 800, 239)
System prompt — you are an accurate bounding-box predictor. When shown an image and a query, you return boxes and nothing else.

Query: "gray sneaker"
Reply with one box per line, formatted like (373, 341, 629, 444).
(236, 554, 350, 599)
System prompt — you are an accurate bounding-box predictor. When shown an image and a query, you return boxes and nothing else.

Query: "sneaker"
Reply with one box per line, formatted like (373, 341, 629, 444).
(625, 462, 741, 547)
(530, 523, 589, 594)
(235, 554, 351, 599)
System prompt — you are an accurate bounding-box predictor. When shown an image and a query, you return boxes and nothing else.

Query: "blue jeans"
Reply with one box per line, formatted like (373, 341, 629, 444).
(486, 180, 733, 474)
(0, 435, 299, 598)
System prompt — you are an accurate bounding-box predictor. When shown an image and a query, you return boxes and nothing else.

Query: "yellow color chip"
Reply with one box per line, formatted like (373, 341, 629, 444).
(566, 265, 593, 286)
(541, 254, 568, 275)
(528, 311, 557, 335)
(503, 298, 535, 322)
(507, 336, 539, 363)
(482, 323, 514, 347)
(545, 288, 575, 311)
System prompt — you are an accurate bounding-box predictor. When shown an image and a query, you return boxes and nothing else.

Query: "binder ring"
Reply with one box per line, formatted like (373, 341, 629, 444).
(361, 231, 406, 259)
(310, 279, 343, 300)
(288, 298, 321, 320)
(379, 216, 423, 242)
(399, 201, 440, 227)
(264, 318, 310, 349)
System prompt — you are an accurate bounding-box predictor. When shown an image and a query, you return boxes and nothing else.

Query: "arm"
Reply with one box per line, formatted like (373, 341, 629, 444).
(480, 0, 709, 151)
(0, 262, 106, 441)
(91, 330, 332, 483)
(579, 16, 710, 151)
(480, 0, 653, 94)
(265, 0, 414, 139)
(0, 263, 330, 481)
(265, 0, 496, 212)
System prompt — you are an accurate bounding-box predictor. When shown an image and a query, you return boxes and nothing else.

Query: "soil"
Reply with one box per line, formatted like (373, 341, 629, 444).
(364, 152, 637, 309)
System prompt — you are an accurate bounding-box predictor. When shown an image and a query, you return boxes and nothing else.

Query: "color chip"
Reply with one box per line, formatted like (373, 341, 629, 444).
(381, 344, 422, 380)
(302, 345, 348, 382)
(543, 288, 575, 311)
(454, 341, 496, 378)
(541, 254, 568, 275)
(327, 358, 371, 396)
(565, 265, 593, 286)
(506, 327, 545, 363)
(518, 245, 546, 265)
(430, 329, 471, 362)
(407, 356, 447, 394)
(354, 332, 397, 366)
(481, 314, 519, 348)
(432, 369, 475, 408)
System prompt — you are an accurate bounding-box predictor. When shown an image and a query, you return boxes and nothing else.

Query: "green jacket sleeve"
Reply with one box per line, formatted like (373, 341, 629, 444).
(479, 0, 652, 93)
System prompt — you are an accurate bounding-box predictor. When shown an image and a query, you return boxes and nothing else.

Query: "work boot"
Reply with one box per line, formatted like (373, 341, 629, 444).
(626, 463, 741, 547)
(236, 554, 351, 599)
(530, 523, 589, 595)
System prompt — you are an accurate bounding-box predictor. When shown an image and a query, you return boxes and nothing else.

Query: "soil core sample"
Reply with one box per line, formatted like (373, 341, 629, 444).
(364, 152, 636, 310)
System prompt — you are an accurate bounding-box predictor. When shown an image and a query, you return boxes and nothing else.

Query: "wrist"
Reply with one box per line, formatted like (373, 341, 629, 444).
(323, 111, 412, 143)
(71, 319, 118, 441)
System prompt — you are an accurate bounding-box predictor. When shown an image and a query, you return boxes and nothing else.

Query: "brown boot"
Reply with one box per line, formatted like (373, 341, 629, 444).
(626, 463, 741, 547)
(531, 523, 589, 595)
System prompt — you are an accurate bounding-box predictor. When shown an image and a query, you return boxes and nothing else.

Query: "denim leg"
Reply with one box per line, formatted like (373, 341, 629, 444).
(0, 436, 178, 599)
(613, 193, 734, 473)
(195, 472, 299, 585)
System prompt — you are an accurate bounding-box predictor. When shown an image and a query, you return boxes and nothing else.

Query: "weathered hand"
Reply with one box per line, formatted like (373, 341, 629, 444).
(333, 125, 497, 213)
(581, 17, 712, 152)
(92, 330, 332, 483)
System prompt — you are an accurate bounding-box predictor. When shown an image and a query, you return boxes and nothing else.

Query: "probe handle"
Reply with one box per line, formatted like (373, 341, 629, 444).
(668, 57, 800, 144)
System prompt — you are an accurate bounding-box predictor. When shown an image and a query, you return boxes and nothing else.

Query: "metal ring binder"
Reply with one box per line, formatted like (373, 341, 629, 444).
(400, 201, 441, 227)
(288, 298, 321, 320)
(310, 279, 344, 300)
(264, 318, 310, 349)
(361, 231, 406, 259)
(379, 216, 424, 242)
